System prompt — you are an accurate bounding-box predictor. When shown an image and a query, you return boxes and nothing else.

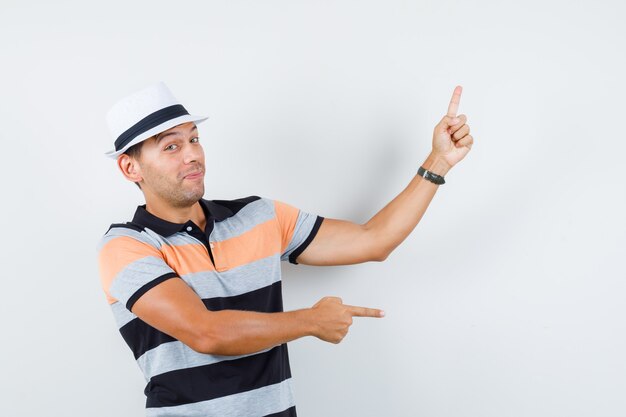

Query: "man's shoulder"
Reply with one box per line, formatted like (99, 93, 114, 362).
(105, 221, 145, 234)
(208, 195, 277, 221)
(96, 221, 157, 253)
(209, 195, 263, 211)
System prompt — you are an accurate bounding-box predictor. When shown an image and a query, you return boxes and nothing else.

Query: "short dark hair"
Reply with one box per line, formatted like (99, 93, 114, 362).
(124, 141, 145, 190)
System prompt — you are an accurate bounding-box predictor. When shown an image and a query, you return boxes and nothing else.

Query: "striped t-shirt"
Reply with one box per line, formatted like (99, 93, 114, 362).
(96, 195, 324, 417)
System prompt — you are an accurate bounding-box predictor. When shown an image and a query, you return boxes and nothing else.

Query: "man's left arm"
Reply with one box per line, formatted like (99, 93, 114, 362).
(296, 85, 474, 266)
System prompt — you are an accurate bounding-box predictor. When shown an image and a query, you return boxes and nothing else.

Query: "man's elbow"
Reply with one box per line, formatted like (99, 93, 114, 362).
(187, 316, 247, 356)
(363, 225, 391, 262)
(372, 249, 390, 262)
(189, 327, 248, 356)
(185, 315, 223, 354)
(189, 334, 220, 354)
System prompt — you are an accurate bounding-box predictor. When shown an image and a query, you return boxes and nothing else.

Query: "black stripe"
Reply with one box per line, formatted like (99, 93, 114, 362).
(119, 316, 176, 360)
(145, 343, 292, 408)
(114, 104, 189, 151)
(289, 215, 325, 264)
(119, 281, 284, 359)
(105, 222, 145, 234)
(264, 406, 297, 417)
(126, 272, 178, 311)
(210, 195, 262, 222)
(202, 279, 284, 313)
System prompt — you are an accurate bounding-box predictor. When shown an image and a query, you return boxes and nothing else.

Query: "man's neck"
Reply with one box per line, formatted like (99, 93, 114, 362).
(144, 197, 207, 231)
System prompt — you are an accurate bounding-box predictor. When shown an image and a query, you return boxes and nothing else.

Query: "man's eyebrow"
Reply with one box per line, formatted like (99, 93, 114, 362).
(155, 124, 198, 143)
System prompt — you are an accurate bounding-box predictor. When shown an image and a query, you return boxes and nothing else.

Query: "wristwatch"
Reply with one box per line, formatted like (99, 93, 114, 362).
(417, 166, 445, 185)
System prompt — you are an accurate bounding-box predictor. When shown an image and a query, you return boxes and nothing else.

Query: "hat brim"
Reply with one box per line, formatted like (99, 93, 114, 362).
(104, 114, 209, 159)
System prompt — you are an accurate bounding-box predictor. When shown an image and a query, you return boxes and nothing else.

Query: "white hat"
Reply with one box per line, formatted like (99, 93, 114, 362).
(104, 81, 208, 158)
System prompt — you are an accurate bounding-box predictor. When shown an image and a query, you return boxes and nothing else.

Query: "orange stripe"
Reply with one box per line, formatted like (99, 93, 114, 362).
(98, 206, 290, 304)
(160, 242, 215, 275)
(273, 200, 299, 255)
(215, 218, 282, 271)
(98, 236, 164, 304)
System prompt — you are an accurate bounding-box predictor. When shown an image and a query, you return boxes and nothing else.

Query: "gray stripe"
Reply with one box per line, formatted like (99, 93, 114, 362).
(98, 227, 162, 250)
(110, 254, 282, 328)
(145, 378, 296, 417)
(96, 235, 108, 253)
(141, 228, 167, 249)
(154, 232, 195, 247)
(180, 254, 281, 299)
(100, 198, 274, 253)
(281, 209, 317, 261)
(210, 197, 275, 241)
(110, 300, 137, 327)
(109, 256, 176, 306)
(137, 340, 274, 379)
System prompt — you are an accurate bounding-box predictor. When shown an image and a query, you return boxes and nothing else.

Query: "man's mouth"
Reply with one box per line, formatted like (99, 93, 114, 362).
(183, 170, 204, 180)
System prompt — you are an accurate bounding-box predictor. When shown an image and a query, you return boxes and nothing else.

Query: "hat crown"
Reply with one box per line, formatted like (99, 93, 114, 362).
(106, 81, 180, 139)
(103, 81, 207, 159)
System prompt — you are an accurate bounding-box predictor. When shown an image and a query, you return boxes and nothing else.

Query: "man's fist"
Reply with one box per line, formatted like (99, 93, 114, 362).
(432, 85, 474, 168)
(309, 296, 385, 344)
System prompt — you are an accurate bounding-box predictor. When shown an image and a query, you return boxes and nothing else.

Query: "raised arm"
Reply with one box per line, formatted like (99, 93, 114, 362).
(295, 85, 474, 266)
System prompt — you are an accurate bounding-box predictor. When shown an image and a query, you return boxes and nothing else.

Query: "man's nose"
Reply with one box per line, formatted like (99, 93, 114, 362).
(183, 143, 203, 164)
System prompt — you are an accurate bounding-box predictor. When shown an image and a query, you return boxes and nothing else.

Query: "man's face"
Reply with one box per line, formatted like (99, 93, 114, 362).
(134, 121, 206, 207)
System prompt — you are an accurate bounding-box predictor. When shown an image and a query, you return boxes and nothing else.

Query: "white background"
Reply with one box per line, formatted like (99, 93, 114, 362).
(1, 1, 624, 416)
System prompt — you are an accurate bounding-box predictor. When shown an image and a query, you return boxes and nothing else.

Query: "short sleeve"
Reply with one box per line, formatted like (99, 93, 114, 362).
(96, 228, 178, 311)
(272, 199, 324, 264)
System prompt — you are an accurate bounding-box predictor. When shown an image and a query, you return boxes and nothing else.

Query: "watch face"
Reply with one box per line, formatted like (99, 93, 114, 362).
(425, 171, 444, 184)
(418, 167, 443, 184)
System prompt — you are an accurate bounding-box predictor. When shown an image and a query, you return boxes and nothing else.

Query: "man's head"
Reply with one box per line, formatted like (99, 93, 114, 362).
(105, 82, 209, 207)
(117, 121, 206, 208)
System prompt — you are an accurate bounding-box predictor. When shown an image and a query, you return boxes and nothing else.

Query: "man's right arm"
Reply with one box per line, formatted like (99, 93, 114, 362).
(131, 277, 385, 356)
(97, 230, 384, 356)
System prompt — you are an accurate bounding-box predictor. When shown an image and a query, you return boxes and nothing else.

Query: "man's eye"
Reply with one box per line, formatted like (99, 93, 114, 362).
(191, 137, 199, 143)
(165, 144, 178, 151)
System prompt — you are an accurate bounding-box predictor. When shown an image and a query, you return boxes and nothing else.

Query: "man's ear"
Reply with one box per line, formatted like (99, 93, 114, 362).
(117, 154, 143, 184)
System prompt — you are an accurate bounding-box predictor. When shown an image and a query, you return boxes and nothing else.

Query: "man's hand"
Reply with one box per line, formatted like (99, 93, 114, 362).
(288, 85, 476, 267)
(431, 85, 474, 169)
(308, 296, 385, 344)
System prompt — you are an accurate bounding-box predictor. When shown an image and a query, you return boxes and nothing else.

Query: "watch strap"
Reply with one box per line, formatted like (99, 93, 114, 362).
(417, 166, 445, 185)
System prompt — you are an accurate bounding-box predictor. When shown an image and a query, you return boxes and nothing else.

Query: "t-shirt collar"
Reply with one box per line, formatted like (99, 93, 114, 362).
(131, 198, 233, 237)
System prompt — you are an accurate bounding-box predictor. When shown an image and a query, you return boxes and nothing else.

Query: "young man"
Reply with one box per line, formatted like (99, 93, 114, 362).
(97, 81, 473, 417)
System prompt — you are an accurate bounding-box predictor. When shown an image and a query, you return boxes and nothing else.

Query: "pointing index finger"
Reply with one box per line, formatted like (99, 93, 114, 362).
(346, 304, 385, 318)
(447, 85, 463, 117)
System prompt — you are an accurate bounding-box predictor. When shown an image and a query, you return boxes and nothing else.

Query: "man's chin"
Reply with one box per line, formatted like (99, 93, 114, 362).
(170, 185, 205, 206)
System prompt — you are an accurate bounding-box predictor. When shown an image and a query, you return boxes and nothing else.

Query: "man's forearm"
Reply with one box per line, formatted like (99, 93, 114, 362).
(198, 308, 316, 356)
(364, 152, 452, 258)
